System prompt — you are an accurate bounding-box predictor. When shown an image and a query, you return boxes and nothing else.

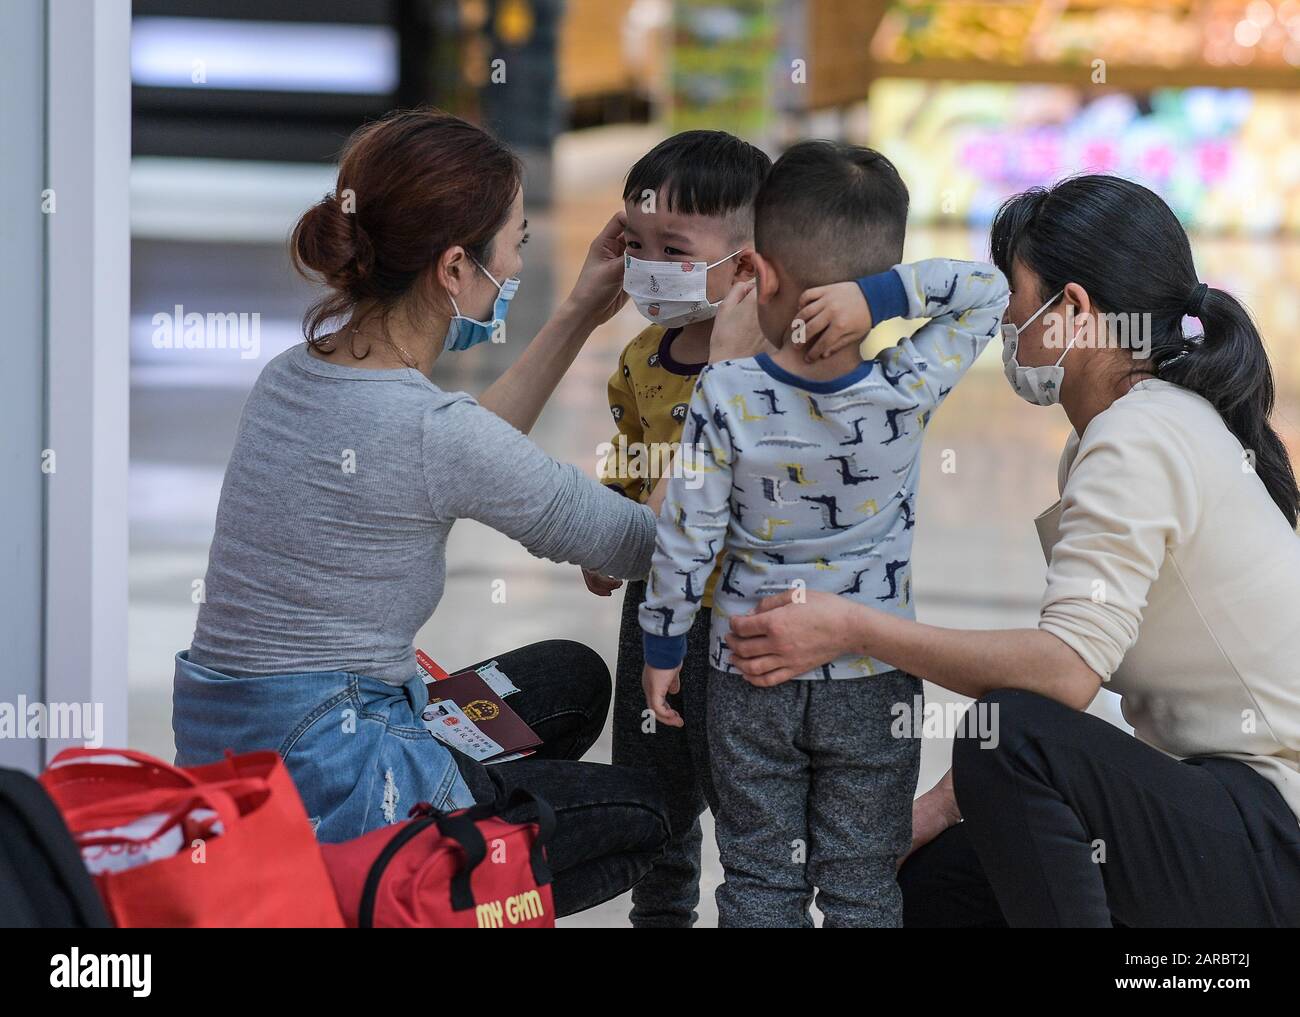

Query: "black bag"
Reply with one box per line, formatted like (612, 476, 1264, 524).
(0, 766, 109, 928)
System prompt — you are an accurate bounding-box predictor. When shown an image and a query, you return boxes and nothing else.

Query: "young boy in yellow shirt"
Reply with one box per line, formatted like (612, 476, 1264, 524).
(583, 130, 770, 927)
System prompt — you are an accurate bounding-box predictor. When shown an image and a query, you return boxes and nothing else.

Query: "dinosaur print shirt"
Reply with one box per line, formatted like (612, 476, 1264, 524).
(640, 258, 1010, 679)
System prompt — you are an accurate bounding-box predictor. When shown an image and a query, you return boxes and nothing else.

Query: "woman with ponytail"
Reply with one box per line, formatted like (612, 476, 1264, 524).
(726, 174, 1300, 927)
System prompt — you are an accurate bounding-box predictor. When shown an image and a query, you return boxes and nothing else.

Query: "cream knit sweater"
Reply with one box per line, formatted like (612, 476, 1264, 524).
(1036, 379, 1300, 821)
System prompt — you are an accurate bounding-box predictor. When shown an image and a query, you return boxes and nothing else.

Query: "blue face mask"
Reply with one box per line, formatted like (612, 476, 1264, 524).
(444, 258, 520, 353)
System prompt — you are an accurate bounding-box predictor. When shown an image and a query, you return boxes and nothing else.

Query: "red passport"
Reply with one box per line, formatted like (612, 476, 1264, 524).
(419, 667, 541, 763)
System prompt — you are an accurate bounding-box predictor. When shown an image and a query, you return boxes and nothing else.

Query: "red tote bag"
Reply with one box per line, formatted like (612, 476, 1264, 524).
(41, 747, 344, 928)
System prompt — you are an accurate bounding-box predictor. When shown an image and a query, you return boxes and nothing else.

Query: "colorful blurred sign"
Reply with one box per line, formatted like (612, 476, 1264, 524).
(867, 79, 1300, 234)
(872, 0, 1300, 72)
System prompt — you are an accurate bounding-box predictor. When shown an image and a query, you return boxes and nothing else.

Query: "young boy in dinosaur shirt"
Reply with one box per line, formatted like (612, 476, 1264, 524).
(640, 142, 1010, 927)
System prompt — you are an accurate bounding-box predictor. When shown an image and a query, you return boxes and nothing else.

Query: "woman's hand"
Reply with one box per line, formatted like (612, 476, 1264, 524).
(580, 567, 623, 597)
(564, 211, 628, 328)
(795, 281, 874, 362)
(725, 589, 867, 685)
(900, 770, 960, 870)
(709, 279, 767, 364)
(483, 211, 626, 432)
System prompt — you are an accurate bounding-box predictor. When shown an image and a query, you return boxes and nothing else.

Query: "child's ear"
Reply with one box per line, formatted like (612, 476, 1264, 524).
(750, 251, 780, 305)
(733, 249, 758, 283)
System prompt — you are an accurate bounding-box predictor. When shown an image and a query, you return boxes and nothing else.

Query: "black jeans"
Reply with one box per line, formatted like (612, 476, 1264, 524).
(899, 688, 1300, 928)
(449, 640, 670, 919)
(611, 579, 717, 928)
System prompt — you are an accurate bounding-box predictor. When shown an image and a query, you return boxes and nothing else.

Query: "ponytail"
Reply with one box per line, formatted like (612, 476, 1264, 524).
(1156, 287, 1299, 529)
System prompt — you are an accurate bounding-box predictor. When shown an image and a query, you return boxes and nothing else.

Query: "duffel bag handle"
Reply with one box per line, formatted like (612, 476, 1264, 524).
(357, 811, 489, 926)
(434, 788, 555, 888)
(358, 789, 556, 926)
(433, 812, 488, 911)
(490, 788, 555, 889)
(429, 798, 552, 910)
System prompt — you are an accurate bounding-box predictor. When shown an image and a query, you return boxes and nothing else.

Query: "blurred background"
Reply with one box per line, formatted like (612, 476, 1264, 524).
(119, 0, 1300, 925)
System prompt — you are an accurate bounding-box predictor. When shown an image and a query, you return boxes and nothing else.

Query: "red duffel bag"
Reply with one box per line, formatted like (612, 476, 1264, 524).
(322, 787, 556, 928)
(41, 747, 344, 928)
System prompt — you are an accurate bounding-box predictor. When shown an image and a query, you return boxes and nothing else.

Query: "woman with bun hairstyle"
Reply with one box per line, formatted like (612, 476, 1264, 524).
(725, 175, 1300, 927)
(173, 109, 670, 917)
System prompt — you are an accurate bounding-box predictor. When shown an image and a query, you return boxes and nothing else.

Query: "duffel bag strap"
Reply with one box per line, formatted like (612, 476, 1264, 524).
(458, 787, 555, 888)
(358, 815, 436, 929)
(433, 811, 488, 911)
(505, 789, 555, 888)
(364, 808, 491, 918)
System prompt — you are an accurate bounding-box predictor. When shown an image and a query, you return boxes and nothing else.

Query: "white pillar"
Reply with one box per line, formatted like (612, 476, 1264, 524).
(0, 0, 48, 772)
(43, 0, 132, 759)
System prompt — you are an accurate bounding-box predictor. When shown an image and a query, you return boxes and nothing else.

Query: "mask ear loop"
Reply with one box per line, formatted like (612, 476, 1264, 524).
(1053, 293, 1099, 368)
(446, 277, 468, 320)
(472, 256, 504, 291)
(698, 251, 744, 313)
(449, 256, 507, 322)
(1053, 331, 1079, 368)
(701, 251, 745, 313)
(1015, 288, 1065, 336)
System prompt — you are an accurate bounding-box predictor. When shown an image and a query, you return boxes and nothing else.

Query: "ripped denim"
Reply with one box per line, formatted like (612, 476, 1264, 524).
(172, 651, 474, 843)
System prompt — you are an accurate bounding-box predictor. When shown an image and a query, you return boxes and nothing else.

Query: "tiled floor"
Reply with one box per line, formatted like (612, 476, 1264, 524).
(127, 125, 1300, 927)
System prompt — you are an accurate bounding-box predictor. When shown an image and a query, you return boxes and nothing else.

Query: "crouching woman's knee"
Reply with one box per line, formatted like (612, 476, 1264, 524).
(951, 687, 1068, 815)
(543, 639, 613, 720)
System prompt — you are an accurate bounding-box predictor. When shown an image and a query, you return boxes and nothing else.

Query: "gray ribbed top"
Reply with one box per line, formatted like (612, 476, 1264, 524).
(189, 344, 655, 684)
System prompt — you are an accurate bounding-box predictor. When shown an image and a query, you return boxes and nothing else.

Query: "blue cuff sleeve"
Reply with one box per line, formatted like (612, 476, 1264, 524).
(642, 632, 688, 669)
(856, 269, 909, 325)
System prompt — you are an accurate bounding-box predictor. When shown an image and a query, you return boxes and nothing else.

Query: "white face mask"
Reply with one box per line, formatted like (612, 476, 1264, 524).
(622, 250, 741, 328)
(1001, 289, 1076, 406)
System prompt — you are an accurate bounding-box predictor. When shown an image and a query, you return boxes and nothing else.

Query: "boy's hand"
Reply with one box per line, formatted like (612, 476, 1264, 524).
(795, 282, 874, 361)
(709, 279, 766, 364)
(642, 662, 685, 728)
(580, 567, 623, 597)
(646, 468, 673, 517)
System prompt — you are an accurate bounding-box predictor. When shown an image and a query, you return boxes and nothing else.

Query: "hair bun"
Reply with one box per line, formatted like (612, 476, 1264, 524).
(291, 192, 375, 291)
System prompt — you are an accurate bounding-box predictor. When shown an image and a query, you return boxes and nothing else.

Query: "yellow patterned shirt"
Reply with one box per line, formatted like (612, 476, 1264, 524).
(599, 324, 721, 606)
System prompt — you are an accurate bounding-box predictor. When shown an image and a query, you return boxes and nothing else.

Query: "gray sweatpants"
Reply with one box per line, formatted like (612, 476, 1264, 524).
(708, 667, 922, 928)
